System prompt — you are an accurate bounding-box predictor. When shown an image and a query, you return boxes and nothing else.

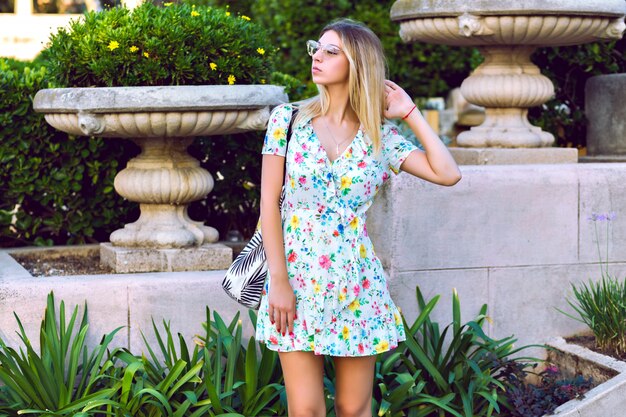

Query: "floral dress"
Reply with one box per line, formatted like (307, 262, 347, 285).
(255, 103, 417, 357)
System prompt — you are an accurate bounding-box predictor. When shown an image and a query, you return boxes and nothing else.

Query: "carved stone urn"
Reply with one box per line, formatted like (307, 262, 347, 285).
(391, 0, 626, 162)
(33, 85, 288, 272)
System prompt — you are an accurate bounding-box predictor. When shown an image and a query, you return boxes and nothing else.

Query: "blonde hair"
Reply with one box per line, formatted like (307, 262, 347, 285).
(295, 19, 387, 153)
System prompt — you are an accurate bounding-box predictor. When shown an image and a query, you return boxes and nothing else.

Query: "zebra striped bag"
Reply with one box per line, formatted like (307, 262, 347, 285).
(221, 107, 297, 309)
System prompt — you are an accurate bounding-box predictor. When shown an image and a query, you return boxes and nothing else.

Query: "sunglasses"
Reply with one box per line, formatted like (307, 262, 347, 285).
(306, 40, 343, 57)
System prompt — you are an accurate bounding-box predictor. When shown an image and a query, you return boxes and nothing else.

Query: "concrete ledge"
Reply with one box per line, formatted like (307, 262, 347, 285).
(100, 242, 232, 273)
(580, 155, 626, 163)
(0, 252, 252, 354)
(0, 251, 32, 279)
(449, 147, 578, 165)
(547, 337, 626, 417)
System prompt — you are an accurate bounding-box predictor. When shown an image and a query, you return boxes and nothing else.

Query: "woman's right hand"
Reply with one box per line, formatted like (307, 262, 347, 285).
(268, 276, 296, 336)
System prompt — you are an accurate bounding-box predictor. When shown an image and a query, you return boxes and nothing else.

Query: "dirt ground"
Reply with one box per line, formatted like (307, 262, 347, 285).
(11, 253, 114, 277)
(10, 242, 243, 277)
(566, 334, 626, 361)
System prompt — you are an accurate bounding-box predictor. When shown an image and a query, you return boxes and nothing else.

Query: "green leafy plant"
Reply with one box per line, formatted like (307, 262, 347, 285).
(0, 292, 122, 416)
(0, 289, 546, 417)
(194, 310, 286, 416)
(0, 58, 136, 248)
(559, 212, 626, 357)
(313, 286, 539, 417)
(561, 276, 626, 357)
(498, 362, 594, 417)
(101, 308, 285, 417)
(235, 311, 285, 416)
(242, 0, 478, 102)
(373, 287, 537, 417)
(41, 2, 276, 87)
(530, 39, 626, 149)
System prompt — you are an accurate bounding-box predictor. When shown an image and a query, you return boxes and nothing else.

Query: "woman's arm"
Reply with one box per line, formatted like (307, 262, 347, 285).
(260, 154, 296, 336)
(384, 80, 462, 186)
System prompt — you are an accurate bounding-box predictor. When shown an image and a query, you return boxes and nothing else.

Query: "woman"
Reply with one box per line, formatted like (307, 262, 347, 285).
(257, 19, 461, 417)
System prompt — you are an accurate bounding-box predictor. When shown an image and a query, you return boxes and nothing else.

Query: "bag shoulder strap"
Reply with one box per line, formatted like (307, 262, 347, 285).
(282, 105, 299, 186)
(286, 105, 299, 146)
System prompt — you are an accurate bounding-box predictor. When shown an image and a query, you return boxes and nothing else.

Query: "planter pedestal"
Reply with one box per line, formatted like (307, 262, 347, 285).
(34, 85, 288, 273)
(99, 243, 231, 273)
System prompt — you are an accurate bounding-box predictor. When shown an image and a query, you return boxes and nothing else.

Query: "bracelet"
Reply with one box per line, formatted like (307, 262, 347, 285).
(402, 104, 417, 120)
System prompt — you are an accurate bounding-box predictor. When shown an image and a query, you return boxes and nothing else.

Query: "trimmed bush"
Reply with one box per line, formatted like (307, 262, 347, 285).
(247, 0, 480, 101)
(41, 2, 276, 87)
(530, 38, 626, 149)
(0, 58, 136, 247)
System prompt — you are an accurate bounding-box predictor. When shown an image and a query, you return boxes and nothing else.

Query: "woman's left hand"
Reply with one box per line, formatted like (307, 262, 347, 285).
(384, 80, 417, 120)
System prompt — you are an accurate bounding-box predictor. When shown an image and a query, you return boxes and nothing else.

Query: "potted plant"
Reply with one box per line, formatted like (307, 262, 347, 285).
(33, 2, 288, 273)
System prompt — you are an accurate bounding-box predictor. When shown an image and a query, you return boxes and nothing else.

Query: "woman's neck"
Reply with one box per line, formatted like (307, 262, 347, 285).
(325, 84, 358, 125)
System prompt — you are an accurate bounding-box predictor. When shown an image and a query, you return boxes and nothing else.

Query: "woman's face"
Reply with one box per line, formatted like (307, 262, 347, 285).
(310, 30, 350, 87)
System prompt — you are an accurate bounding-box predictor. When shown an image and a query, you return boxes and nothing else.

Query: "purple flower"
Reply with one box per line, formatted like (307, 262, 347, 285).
(545, 364, 559, 374)
(588, 212, 617, 222)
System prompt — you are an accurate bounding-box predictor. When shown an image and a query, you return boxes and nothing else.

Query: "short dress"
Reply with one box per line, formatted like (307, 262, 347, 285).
(255, 103, 418, 357)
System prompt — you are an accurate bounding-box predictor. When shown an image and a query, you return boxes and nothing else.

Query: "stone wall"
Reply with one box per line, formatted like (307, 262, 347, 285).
(2, 163, 626, 358)
(369, 163, 626, 354)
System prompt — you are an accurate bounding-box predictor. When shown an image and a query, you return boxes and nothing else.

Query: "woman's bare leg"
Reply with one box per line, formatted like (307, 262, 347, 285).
(279, 351, 326, 417)
(333, 355, 377, 417)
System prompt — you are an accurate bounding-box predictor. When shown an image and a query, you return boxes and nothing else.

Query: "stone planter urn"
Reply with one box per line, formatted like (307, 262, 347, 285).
(390, 0, 626, 164)
(33, 85, 288, 273)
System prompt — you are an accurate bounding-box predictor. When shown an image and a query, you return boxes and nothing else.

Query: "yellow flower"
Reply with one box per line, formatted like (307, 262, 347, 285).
(310, 341, 315, 350)
(241, 15, 251, 21)
(290, 177, 295, 189)
(349, 217, 359, 230)
(290, 215, 299, 229)
(272, 127, 285, 140)
(191, 10, 200, 16)
(338, 292, 346, 302)
(375, 340, 389, 353)
(313, 283, 321, 294)
(340, 176, 352, 189)
(107, 40, 119, 51)
(210, 62, 217, 71)
(348, 299, 360, 311)
(342, 326, 350, 340)
(163, 2, 172, 6)
(261, 79, 266, 84)
(359, 244, 367, 258)
(129, 45, 138, 53)
(225, 11, 230, 16)
(228, 74, 236, 85)
(257, 47, 265, 55)
(143, 52, 149, 58)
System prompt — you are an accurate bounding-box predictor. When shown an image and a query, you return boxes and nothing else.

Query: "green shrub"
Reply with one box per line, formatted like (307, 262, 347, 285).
(0, 293, 286, 417)
(246, 0, 479, 102)
(529, 38, 626, 149)
(0, 58, 136, 247)
(501, 362, 594, 417)
(211, 0, 626, 148)
(558, 212, 626, 357)
(0, 292, 122, 416)
(41, 1, 276, 87)
(370, 287, 537, 417)
(0, 288, 543, 417)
